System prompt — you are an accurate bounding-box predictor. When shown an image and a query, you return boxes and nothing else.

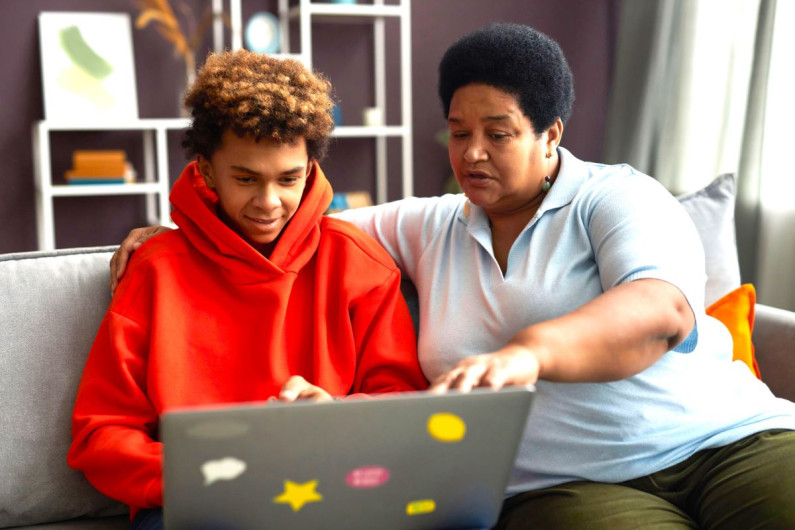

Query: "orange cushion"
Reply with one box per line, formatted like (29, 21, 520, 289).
(705, 284, 761, 379)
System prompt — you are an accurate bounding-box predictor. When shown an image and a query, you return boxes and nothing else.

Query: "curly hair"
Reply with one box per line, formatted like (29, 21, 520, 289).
(438, 23, 575, 135)
(183, 50, 335, 161)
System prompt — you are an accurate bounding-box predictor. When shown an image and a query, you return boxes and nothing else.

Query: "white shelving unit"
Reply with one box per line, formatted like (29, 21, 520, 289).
(227, 0, 413, 203)
(32, 1, 412, 250)
(32, 119, 188, 251)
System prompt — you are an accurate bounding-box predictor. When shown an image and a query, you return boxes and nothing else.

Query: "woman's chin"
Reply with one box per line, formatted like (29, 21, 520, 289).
(460, 186, 494, 207)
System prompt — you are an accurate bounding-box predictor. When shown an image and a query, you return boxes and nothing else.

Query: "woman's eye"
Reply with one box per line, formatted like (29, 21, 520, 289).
(490, 133, 509, 141)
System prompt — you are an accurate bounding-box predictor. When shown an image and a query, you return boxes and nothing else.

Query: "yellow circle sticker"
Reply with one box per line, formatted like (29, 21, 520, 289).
(426, 412, 466, 442)
(406, 499, 436, 515)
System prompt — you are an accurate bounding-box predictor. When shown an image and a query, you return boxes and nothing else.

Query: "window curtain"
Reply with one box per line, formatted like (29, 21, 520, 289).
(603, 0, 795, 311)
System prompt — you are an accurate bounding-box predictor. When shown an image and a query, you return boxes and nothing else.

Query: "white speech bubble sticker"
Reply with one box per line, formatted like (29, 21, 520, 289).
(201, 457, 247, 486)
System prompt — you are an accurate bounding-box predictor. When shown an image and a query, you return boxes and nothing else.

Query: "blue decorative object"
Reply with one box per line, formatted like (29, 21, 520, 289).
(332, 104, 343, 126)
(245, 12, 280, 54)
(328, 193, 350, 211)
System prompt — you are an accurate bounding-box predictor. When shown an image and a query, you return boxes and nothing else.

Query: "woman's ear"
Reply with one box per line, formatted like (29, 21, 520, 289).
(197, 155, 214, 189)
(545, 118, 564, 153)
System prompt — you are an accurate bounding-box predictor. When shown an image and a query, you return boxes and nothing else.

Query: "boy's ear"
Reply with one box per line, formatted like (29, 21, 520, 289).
(305, 159, 314, 177)
(197, 155, 215, 188)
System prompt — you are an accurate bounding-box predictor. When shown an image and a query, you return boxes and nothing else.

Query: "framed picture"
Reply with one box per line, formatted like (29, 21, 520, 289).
(38, 12, 139, 122)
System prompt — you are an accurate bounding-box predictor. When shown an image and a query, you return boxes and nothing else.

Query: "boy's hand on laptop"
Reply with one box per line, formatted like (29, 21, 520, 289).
(278, 375, 334, 402)
(428, 346, 540, 393)
(110, 225, 173, 295)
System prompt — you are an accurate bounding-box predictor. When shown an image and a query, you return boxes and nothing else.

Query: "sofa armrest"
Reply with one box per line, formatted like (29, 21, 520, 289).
(753, 303, 795, 402)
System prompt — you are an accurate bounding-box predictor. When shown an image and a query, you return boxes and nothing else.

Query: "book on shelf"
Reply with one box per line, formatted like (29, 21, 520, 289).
(65, 150, 136, 184)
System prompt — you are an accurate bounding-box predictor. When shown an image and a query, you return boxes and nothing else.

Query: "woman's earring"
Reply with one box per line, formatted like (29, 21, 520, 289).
(542, 152, 552, 192)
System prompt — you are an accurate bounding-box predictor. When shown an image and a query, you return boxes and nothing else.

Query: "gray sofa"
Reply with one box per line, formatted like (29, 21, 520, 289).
(2, 176, 794, 528)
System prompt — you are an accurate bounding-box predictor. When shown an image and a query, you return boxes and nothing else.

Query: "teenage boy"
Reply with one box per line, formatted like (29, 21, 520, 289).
(68, 50, 427, 527)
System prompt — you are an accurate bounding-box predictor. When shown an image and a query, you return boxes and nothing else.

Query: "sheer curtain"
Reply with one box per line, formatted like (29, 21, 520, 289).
(754, 0, 795, 310)
(603, 0, 795, 310)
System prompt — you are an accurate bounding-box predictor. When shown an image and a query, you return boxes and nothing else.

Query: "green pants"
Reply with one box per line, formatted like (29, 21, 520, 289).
(495, 429, 795, 529)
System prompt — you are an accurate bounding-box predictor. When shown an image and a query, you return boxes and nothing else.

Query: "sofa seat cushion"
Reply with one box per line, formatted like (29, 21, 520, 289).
(9, 515, 129, 529)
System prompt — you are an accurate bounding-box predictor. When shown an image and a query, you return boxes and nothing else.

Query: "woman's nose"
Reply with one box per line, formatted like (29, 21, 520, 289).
(463, 138, 488, 163)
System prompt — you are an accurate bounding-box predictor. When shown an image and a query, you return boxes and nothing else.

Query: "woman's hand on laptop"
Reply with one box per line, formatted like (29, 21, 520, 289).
(277, 375, 334, 402)
(110, 225, 173, 295)
(429, 346, 541, 393)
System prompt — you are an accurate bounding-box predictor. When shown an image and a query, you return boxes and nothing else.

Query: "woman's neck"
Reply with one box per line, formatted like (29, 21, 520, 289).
(488, 204, 539, 275)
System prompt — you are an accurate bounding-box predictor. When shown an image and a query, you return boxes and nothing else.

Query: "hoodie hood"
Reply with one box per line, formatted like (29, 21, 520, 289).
(169, 160, 333, 282)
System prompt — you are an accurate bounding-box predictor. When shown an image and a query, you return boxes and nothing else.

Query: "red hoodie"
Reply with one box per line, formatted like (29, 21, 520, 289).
(67, 161, 427, 516)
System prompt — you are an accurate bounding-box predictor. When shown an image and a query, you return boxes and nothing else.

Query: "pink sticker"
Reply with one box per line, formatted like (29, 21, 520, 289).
(345, 465, 390, 489)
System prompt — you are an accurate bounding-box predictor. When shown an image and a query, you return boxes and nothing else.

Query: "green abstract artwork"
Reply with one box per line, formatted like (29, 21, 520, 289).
(58, 25, 113, 80)
(38, 12, 138, 121)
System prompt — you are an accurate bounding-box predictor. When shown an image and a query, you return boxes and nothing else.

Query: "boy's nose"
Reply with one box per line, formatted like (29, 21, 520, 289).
(253, 185, 280, 210)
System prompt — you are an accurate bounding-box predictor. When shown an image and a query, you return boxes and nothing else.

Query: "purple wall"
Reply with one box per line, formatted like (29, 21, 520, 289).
(0, 0, 618, 253)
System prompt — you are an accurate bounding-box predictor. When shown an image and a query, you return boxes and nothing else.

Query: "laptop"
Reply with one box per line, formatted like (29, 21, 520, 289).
(161, 386, 535, 530)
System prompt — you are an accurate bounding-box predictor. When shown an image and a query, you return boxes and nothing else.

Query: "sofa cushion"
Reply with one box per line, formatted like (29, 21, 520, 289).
(9, 515, 128, 529)
(676, 173, 741, 305)
(0, 247, 127, 528)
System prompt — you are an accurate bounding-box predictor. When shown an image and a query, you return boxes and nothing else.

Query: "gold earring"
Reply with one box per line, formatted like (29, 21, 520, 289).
(542, 152, 553, 192)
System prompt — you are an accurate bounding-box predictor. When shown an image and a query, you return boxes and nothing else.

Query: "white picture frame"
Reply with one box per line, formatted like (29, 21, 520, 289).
(38, 12, 139, 122)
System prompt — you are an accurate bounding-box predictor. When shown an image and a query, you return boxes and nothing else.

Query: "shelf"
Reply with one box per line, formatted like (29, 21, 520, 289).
(49, 183, 163, 197)
(270, 52, 307, 65)
(33, 118, 179, 250)
(226, 0, 413, 203)
(31, 1, 413, 250)
(289, 3, 403, 22)
(333, 125, 407, 137)
(38, 118, 190, 132)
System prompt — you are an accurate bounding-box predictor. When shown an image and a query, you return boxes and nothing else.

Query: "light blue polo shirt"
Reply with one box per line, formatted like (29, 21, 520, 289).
(334, 147, 795, 493)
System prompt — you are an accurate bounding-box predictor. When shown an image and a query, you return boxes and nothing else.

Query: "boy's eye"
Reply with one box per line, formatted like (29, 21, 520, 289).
(235, 176, 256, 183)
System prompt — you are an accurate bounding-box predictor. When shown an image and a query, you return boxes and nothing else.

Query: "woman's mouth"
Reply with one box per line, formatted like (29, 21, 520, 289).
(462, 170, 493, 186)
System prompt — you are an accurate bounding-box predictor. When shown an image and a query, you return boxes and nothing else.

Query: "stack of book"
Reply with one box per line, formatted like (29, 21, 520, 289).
(65, 150, 136, 184)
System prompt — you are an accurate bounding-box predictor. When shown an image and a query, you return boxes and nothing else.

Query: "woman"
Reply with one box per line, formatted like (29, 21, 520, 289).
(70, 49, 427, 529)
(111, 24, 795, 528)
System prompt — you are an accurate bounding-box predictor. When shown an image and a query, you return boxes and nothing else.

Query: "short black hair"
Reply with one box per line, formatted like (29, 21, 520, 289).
(438, 23, 575, 134)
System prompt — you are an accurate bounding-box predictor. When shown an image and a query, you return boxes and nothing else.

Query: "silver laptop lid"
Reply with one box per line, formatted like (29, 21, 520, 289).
(162, 386, 534, 530)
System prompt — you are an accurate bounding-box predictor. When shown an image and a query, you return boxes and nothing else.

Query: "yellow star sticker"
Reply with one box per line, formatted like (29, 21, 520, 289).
(273, 479, 323, 512)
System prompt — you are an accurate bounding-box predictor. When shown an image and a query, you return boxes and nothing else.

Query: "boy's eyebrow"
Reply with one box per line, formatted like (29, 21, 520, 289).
(281, 166, 306, 175)
(230, 165, 261, 175)
(230, 165, 306, 175)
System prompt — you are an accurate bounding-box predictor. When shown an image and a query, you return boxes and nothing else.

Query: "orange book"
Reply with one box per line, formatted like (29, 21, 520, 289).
(72, 150, 127, 174)
(66, 163, 127, 177)
(72, 150, 126, 166)
(66, 162, 136, 184)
